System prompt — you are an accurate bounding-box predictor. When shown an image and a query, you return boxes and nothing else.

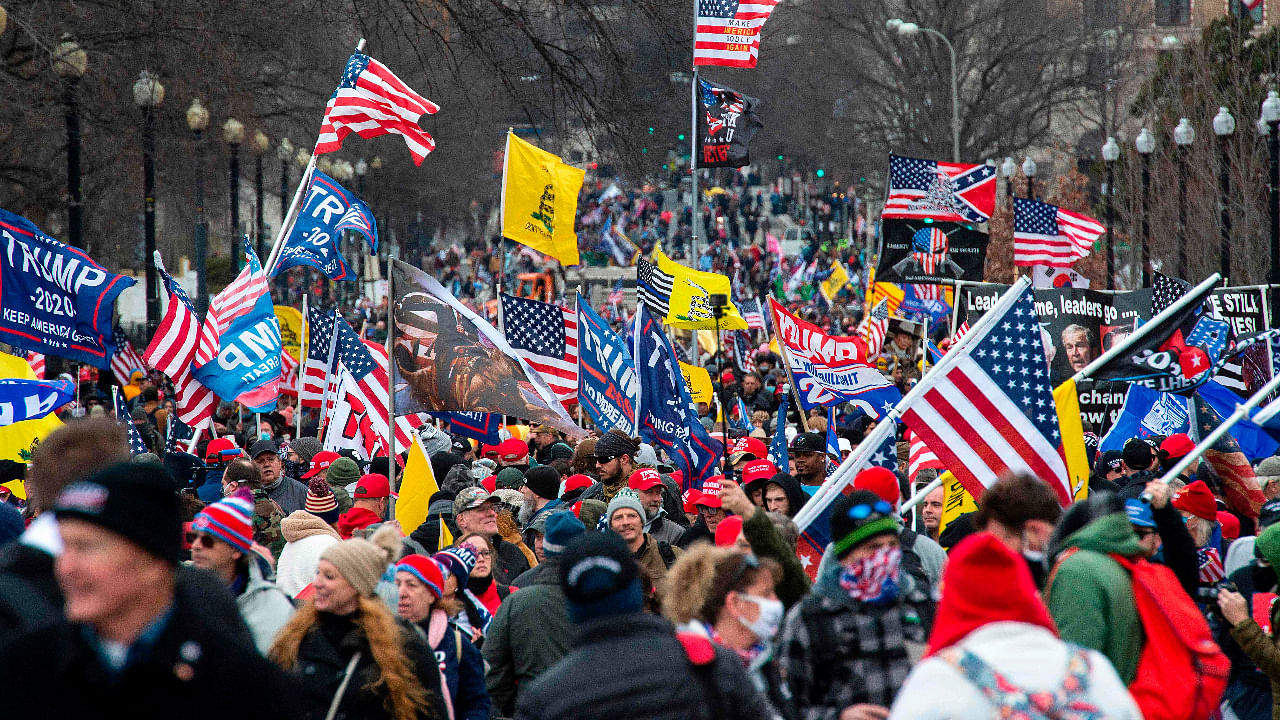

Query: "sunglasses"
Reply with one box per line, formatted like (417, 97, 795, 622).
(595, 454, 619, 464)
(185, 533, 219, 549)
(847, 500, 893, 520)
(1134, 527, 1159, 539)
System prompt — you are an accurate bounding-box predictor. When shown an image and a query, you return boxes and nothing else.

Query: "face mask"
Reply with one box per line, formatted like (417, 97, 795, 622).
(838, 546, 902, 605)
(737, 593, 784, 642)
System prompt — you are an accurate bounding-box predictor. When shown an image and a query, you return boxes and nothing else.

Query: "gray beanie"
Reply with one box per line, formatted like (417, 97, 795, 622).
(291, 437, 323, 464)
(606, 488, 645, 525)
(320, 538, 387, 597)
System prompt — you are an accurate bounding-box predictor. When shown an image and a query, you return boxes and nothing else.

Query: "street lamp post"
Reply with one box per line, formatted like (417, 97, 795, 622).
(1000, 157, 1016, 207)
(1136, 128, 1155, 287)
(1102, 136, 1120, 289)
(53, 37, 87, 249)
(133, 71, 164, 333)
(1262, 91, 1280, 288)
(223, 117, 244, 268)
(252, 130, 268, 259)
(1213, 107, 1235, 281)
(1022, 156, 1037, 200)
(277, 137, 294, 226)
(1173, 118, 1195, 278)
(186, 99, 210, 316)
(887, 19, 960, 162)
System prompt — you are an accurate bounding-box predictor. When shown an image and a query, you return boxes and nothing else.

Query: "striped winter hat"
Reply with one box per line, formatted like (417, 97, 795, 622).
(396, 554, 444, 599)
(306, 476, 339, 522)
(192, 487, 255, 553)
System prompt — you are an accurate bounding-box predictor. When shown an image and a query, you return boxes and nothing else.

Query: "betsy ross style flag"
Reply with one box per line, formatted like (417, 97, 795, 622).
(884, 154, 997, 224)
(315, 52, 439, 166)
(499, 293, 579, 407)
(143, 255, 215, 427)
(900, 282, 1074, 506)
(694, 0, 781, 69)
(1012, 197, 1105, 268)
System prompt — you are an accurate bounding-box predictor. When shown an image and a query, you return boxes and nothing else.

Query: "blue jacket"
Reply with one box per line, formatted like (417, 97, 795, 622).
(196, 467, 226, 503)
(418, 609, 490, 720)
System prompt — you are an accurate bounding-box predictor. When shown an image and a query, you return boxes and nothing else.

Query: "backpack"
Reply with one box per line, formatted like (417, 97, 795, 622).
(938, 644, 1104, 719)
(1109, 553, 1229, 720)
(657, 541, 678, 569)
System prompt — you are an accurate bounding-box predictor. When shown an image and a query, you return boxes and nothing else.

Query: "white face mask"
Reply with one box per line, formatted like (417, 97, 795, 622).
(737, 592, 784, 642)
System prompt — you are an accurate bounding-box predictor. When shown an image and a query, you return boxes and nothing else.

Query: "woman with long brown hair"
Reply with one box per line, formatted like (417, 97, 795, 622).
(269, 538, 447, 720)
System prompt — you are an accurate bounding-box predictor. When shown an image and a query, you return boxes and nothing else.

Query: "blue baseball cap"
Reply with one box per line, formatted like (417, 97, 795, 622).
(1124, 498, 1156, 529)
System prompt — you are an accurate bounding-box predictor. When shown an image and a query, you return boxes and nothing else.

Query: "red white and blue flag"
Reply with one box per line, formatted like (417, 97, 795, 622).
(739, 297, 767, 331)
(693, 0, 781, 69)
(499, 293, 579, 407)
(109, 328, 147, 386)
(26, 352, 44, 380)
(1013, 197, 1104, 268)
(143, 255, 215, 428)
(192, 240, 280, 411)
(857, 298, 890, 357)
(301, 307, 338, 409)
(883, 153, 997, 224)
(316, 52, 439, 166)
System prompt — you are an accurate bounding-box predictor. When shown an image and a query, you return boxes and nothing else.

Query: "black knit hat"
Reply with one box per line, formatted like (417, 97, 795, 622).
(524, 465, 562, 501)
(829, 489, 898, 559)
(559, 531, 643, 624)
(54, 461, 181, 564)
(1122, 438, 1155, 472)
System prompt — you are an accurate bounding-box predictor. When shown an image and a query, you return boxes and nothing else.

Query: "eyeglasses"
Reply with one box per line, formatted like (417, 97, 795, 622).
(1134, 527, 1159, 539)
(847, 500, 893, 520)
(595, 454, 619, 464)
(185, 533, 218, 549)
(463, 547, 493, 558)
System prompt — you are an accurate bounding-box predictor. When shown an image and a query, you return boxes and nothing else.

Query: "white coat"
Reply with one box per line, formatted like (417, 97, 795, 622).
(237, 555, 295, 655)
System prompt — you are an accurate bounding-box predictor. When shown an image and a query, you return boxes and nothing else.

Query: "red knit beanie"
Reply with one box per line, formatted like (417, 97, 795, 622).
(853, 467, 901, 508)
(714, 515, 744, 547)
(1172, 480, 1218, 521)
(925, 532, 1058, 657)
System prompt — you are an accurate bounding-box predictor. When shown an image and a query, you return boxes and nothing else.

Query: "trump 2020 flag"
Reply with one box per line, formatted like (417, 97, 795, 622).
(577, 294, 638, 435)
(1098, 383, 1190, 454)
(0, 208, 135, 367)
(501, 132, 585, 266)
(633, 305, 723, 487)
(273, 168, 378, 280)
(0, 378, 73, 425)
(192, 240, 282, 411)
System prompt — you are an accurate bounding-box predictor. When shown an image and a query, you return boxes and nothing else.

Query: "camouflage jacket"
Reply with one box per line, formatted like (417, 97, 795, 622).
(252, 490, 286, 560)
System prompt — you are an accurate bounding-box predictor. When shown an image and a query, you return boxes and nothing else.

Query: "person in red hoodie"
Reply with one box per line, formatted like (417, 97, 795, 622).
(336, 474, 390, 539)
(887, 533, 1141, 719)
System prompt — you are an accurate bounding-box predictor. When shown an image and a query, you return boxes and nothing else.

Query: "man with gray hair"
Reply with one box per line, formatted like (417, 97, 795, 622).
(1061, 323, 1095, 373)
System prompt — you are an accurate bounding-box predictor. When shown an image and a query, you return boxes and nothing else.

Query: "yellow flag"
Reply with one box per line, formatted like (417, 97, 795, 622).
(275, 305, 304, 361)
(680, 362, 713, 404)
(501, 133, 585, 266)
(653, 248, 748, 330)
(821, 261, 851, 301)
(438, 518, 454, 548)
(396, 435, 440, 535)
(937, 471, 977, 545)
(1054, 379, 1091, 501)
(0, 351, 62, 466)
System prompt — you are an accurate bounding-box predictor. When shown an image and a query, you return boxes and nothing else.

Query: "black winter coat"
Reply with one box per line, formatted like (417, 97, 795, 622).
(292, 611, 449, 720)
(515, 613, 772, 720)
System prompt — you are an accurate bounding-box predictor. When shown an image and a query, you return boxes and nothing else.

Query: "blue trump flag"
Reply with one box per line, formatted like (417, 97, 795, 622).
(768, 393, 789, 469)
(0, 378, 74, 425)
(632, 305, 722, 488)
(0, 208, 135, 367)
(1099, 383, 1190, 454)
(192, 240, 281, 411)
(1196, 379, 1280, 460)
(272, 169, 378, 279)
(577, 293, 638, 435)
(434, 412, 501, 445)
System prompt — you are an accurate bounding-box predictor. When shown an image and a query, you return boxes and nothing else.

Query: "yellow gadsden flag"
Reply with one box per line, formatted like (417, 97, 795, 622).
(820, 261, 851, 302)
(395, 435, 440, 535)
(501, 133, 585, 266)
(653, 248, 747, 330)
(274, 305, 303, 361)
(680, 361, 714, 404)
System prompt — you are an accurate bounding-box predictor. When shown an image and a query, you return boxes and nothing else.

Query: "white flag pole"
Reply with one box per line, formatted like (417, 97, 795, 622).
(386, 255, 397, 517)
(1155, 371, 1280, 485)
(297, 293, 309, 439)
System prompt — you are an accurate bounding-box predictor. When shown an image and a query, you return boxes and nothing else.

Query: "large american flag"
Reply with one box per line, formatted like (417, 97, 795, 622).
(301, 307, 337, 409)
(857, 298, 890, 356)
(694, 0, 781, 69)
(901, 283, 1073, 505)
(1012, 197, 1104, 268)
(499, 293, 579, 406)
(884, 153, 997, 224)
(195, 240, 270, 368)
(114, 387, 148, 455)
(143, 257, 215, 427)
(330, 316, 392, 456)
(739, 297, 767, 331)
(109, 329, 147, 386)
(315, 52, 439, 166)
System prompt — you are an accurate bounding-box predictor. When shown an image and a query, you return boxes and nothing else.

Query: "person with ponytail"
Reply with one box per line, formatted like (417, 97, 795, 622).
(269, 538, 448, 720)
(663, 545, 795, 720)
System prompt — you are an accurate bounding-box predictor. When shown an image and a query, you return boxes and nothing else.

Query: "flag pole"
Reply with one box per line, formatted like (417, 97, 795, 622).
(1070, 272, 1222, 384)
(317, 309, 341, 437)
(497, 130, 512, 297)
(386, 255, 397, 518)
(1156, 371, 1280, 486)
(297, 293, 309, 439)
(793, 276, 1033, 530)
(186, 418, 207, 454)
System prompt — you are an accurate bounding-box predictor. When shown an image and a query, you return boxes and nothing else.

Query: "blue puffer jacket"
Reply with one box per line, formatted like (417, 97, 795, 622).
(417, 608, 491, 720)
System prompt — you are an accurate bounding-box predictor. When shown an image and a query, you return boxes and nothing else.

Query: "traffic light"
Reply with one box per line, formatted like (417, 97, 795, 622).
(647, 127, 655, 134)
(816, 169, 825, 178)
(777, 154, 784, 161)
(677, 133, 686, 141)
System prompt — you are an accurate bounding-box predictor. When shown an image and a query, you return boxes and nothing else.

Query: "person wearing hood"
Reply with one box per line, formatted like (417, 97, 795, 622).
(337, 473, 391, 539)
(777, 490, 930, 720)
(275, 479, 343, 598)
(1044, 491, 1145, 684)
(742, 460, 779, 508)
(431, 451, 468, 488)
(404, 490, 459, 556)
(888, 533, 1141, 719)
(189, 489, 296, 654)
(628, 468, 686, 545)
(484, 513, 585, 716)
(762, 472, 805, 519)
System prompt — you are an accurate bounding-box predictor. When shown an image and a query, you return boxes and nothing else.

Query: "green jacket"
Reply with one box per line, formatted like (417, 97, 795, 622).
(483, 555, 574, 717)
(1046, 512, 1145, 684)
(741, 507, 810, 610)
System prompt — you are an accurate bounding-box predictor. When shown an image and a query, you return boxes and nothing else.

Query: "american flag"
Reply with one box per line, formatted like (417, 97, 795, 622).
(393, 412, 433, 454)
(143, 256, 215, 427)
(114, 388, 148, 455)
(26, 352, 44, 380)
(330, 316, 392, 457)
(693, 0, 781, 69)
(499, 293, 579, 405)
(607, 279, 625, 306)
(901, 283, 1073, 505)
(280, 350, 299, 397)
(637, 257, 674, 319)
(109, 328, 147, 386)
(884, 154, 997, 224)
(164, 413, 194, 455)
(315, 52, 439, 166)
(1194, 393, 1266, 519)
(1012, 197, 1105, 268)
(301, 307, 338, 409)
(858, 298, 890, 356)
(1198, 546, 1226, 583)
(907, 428, 944, 482)
(740, 297, 767, 331)
(195, 239, 270, 368)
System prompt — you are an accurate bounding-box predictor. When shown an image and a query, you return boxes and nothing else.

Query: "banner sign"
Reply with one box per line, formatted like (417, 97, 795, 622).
(876, 219, 989, 284)
(576, 295, 637, 435)
(273, 169, 377, 280)
(0, 208, 135, 367)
